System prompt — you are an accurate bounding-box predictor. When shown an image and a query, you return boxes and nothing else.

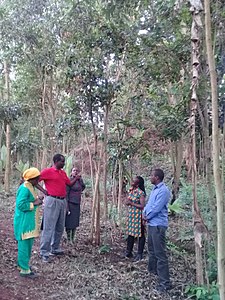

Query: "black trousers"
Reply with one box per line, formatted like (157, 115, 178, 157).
(147, 226, 170, 287)
(127, 224, 145, 255)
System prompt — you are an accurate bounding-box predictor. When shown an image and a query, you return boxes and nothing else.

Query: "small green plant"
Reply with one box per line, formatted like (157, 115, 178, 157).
(15, 160, 29, 174)
(168, 200, 184, 214)
(65, 155, 73, 176)
(167, 241, 186, 255)
(185, 283, 219, 300)
(98, 244, 111, 254)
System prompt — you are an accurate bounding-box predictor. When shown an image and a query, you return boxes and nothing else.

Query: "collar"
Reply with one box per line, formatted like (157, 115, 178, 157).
(154, 182, 164, 189)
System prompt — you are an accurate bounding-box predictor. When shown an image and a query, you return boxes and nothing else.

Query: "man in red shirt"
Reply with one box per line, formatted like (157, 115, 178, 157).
(39, 154, 80, 263)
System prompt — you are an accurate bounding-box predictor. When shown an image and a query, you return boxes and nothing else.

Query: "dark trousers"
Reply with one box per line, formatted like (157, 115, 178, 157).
(147, 226, 170, 287)
(127, 224, 145, 255)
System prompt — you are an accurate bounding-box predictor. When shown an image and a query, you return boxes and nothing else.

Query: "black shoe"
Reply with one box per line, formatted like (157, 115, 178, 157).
(20, 271, 37, 279)
(148, 269, 157, 275)
(50, 249, 64, 256)
(41, 256, 51, 263)
(133, 253, 143, 262)
(124, 251, 133, 258)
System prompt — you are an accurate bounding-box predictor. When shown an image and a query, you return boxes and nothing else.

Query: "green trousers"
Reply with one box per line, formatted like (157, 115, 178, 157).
(18, 238, 34, 274)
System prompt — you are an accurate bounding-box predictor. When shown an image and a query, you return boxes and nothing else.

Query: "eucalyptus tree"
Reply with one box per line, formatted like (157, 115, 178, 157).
(204, 0, 225, 297)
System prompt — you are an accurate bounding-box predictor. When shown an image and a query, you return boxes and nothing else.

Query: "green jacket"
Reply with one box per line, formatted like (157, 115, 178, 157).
(14, 182, 40, 241)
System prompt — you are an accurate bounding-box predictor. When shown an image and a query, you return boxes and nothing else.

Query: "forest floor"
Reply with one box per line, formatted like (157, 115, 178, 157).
(0, 193, 195, 300)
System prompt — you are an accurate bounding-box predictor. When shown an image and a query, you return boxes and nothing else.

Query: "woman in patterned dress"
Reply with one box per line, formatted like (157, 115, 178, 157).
(125, 176, 146, 260)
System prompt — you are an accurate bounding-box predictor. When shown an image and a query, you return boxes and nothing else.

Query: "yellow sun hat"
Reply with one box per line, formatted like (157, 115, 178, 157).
(23, 167, 40, 181)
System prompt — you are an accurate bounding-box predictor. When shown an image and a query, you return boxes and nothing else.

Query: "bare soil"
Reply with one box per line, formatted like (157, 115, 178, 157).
(0, 195, 194, 300)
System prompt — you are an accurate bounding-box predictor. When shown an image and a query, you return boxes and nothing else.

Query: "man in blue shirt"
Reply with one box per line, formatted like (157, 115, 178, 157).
(143, 168, 171, 293)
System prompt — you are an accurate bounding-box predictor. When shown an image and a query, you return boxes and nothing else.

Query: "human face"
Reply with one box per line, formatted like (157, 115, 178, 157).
(29, 176, 40, 186)
(71, 168, 80, 177)
(150, 171, 157, 185)
(131, 177, 139, 188)
(55, 157, 65, 169)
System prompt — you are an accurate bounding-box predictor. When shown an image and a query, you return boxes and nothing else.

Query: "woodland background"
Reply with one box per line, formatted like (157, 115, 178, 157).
(0, 0, 225, 299)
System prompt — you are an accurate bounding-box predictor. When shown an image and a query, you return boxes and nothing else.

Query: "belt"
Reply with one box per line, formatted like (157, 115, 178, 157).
(49, 195, 65, 200)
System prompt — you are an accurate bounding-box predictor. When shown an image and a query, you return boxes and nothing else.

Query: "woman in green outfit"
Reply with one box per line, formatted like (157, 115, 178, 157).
(14, 167, 43, 278)
(125, 176, 146, 261)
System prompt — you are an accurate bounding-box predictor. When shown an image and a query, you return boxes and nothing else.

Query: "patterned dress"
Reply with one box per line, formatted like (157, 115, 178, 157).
(127, 187, 145, 237)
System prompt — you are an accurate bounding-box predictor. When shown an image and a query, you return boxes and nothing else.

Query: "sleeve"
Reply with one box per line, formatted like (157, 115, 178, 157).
(39, 168, 48, 181)
(80, 178, 85, 191)
(17, 187, 34, 212)
(64, 171, 71, 185)
(145, 189, 170, 220)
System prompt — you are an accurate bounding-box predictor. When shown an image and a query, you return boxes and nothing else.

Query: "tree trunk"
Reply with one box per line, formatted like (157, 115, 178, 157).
(117, 159, 123, 224)
(4, 123, 10, 193)
(112, 159, 118, 206)
(41, 127, 47, 169)
(171, 138, 183, 204)
(3, 61, 10, 193)
(189, 0, 208, 284)
(90, 143, 103, 245)
(102, 104, 109, 219)
(204, 0, 225, 298)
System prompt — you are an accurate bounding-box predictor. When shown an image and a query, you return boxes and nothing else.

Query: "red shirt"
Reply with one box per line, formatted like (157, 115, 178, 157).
(39, 167, 70, 197)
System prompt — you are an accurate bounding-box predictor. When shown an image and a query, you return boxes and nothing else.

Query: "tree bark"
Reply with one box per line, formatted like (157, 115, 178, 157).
(204, 0, 225, 298)
(4, 123, 10, 193)
(117, 159, 123, 224)
(102, 104, 109, 219)
(3, 61, 10, 193)
(189, 0, 208, 284)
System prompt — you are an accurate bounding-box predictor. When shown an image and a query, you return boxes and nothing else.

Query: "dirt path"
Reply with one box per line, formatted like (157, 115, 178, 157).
(0, 196, 194, 300)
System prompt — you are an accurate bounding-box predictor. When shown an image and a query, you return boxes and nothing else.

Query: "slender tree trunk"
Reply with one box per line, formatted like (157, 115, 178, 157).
(62, 135, 66, 154)
(3, 61, 10, 193)
(41, 127, 47, 169)
(112, 159, 118, 205)
(4, 123, 10, 192)
(102, 104, 109, 219)
(204, 0, 225, 297)
(90, 143, 103, 244)
(117, 159, 123, 224)
(85, 133, 94, 192)
(189, 0, 208, 284)
(171, 138, 183, 204)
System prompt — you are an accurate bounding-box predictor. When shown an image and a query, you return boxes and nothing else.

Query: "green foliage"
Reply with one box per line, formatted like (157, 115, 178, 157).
(167, 241, 186, 256)
(185, 283, 219, 300)
(168, 200, 184, 214)
(98, 244, 111, 254)
(15, 160, 29, 174)
(65, 155, 73, 177)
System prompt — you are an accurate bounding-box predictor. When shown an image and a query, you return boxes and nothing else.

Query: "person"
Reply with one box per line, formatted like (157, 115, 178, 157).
(143, 168, 172, 293)
(14, 167, 43, 278)
(65, 167, 85, 244)
(125, 176, 146, 261)
(38, 154, 80, 263)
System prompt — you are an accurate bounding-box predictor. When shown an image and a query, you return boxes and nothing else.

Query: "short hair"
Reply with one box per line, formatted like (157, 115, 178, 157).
(153, 169, 164, 181)
(53, 154, 65, 163)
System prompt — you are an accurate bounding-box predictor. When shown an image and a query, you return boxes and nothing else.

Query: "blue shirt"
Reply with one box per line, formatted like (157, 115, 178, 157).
(143, 182, 171, 227)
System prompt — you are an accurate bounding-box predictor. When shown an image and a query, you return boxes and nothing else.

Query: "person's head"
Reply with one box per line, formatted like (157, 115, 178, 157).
(132, 176, 146, 195)
(23, 167, 40, 186)
(53, 154, 65, 169)
(150, 168, 164, 185)
(71, 167, 80, 177)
